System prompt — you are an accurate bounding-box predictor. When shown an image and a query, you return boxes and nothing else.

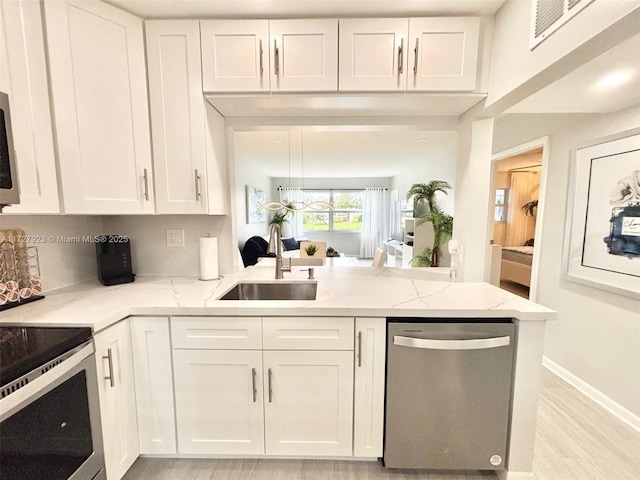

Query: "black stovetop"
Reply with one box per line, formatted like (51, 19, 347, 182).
(0, 326, 92, 388)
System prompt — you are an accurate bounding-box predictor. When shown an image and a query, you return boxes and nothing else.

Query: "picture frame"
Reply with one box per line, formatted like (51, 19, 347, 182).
(564, 129, 640, 299)
(246, 185, 266, 224)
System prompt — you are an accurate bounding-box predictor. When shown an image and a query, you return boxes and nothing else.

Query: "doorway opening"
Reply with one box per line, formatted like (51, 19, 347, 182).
(489, 138, 549, 300)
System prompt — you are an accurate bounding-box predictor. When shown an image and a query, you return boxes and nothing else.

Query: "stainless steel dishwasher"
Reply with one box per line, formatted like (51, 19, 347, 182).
(384, 320, 515, 470)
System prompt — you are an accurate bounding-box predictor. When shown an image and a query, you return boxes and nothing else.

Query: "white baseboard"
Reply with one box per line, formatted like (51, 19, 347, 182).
(542, 356, 640, 433)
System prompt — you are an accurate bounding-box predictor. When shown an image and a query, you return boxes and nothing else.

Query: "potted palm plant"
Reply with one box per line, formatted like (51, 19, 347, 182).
(406, 181, 454, 267)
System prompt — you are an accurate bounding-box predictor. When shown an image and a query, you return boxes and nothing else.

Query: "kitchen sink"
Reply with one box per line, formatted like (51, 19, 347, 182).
(218, 282, 318, 301)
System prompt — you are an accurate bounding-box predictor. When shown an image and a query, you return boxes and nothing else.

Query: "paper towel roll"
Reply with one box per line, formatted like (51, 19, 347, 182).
(199, 237, 219, 280)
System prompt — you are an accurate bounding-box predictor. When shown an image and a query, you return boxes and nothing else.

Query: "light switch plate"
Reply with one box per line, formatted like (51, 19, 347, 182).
(166, 229, 185, 247)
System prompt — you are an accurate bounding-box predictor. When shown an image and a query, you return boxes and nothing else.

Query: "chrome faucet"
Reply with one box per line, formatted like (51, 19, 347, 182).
(267, 223, 291, 279)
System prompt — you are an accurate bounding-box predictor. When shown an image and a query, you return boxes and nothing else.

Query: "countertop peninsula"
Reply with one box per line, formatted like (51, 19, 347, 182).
(0, 265, 555, 332)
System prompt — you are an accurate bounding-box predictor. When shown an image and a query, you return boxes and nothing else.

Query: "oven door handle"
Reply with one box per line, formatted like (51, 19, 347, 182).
(0, 342, 95, 421)
(393, 335, 511, 350)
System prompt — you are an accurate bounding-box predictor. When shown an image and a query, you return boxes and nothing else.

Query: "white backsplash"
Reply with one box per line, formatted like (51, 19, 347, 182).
(0, 215, 104, 291)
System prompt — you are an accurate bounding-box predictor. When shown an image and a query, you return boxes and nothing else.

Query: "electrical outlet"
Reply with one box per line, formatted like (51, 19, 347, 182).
(166, 229, 185, 247)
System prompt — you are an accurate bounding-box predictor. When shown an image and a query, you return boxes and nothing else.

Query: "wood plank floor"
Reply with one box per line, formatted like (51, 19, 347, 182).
(123, 368, 640, 480)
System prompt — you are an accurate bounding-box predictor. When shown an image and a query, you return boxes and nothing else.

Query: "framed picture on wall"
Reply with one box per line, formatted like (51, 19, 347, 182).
(246, 185, 266, 224)
(564, 129, 640, 299)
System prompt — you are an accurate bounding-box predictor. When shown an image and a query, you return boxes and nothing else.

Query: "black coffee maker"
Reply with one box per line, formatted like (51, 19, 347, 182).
(96, 236, 135, 286)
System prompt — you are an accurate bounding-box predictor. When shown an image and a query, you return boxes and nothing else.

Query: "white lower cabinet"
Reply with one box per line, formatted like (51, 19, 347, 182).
(263, 350, 353, 456)
(173, 349, 265, 455)
(93, 319, 139, 480)
(353, 317, 386, 457)
(170, 316, 358, 457)
(130, 317, 177, 455)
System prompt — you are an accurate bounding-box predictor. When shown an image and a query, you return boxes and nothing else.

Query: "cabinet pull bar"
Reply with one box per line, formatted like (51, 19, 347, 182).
(194, 169, 201, 200)
(413, 38, 419, 75)
(274, 40, 279, 76)
(398, 38, 404, 75)
(357, 331, 362, 367)
(259, 39, 264, 76)
(268, 368, 273, 403)
(251, 368, 257, 403)
(143, 168, 149, 201)
(103, 348, 115, 387)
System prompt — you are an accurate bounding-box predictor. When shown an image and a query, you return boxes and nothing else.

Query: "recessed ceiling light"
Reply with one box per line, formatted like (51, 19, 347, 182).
(417, 137, 428, 142)
(594, 70, 633, 90)
(272, 138, 281, 144)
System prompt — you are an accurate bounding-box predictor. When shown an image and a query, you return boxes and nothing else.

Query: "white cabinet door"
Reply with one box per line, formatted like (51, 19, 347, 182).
(263, 350, 353, 456)
(146, 20, 207, 214)
(201, 20, 269, 92)
(94, 319, 139, 480)
(130, 317, 176, 455)
(269, 19, 338, 92)
(339, 18, 409, 91)
(44, 0, 153, 214)
(353, 317, 386, 457)
(407, 17, 480, 91)
(0, 0, 60, 213)
(173, 349, 264, 455)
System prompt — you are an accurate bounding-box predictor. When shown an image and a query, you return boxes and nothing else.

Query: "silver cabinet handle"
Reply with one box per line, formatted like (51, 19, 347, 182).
(413, 38, 419, 74)
(251, 368, 257, 403)
(259, 39, 264, 76)
(357, 331, 362, 367)
(194, 169, 201, 200)
(268, 368, 273, 403)
(143, 168, 149, 201)
(398, 38, 404, 75)
(274, 39, 279, 76)
(394, 335, 511, 351)
(103, 348, 115, 387)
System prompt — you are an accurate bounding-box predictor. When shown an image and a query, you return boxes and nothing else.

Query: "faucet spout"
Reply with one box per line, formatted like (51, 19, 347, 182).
(267, 223, 291, 279)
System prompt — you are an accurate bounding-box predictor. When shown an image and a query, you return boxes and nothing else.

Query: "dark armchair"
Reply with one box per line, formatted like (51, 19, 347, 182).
(240, 236, 275, 267)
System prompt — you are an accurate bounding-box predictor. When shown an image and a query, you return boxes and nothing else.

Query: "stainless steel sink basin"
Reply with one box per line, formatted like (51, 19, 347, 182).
(218, 282, 317, 301)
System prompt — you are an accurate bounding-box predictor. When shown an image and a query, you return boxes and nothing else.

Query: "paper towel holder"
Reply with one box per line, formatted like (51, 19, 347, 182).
(199, 233, 221, 281)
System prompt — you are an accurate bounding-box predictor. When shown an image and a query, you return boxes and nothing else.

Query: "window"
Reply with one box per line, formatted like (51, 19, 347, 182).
(302, 190, 364, 232)
(495, 188, 508, 222)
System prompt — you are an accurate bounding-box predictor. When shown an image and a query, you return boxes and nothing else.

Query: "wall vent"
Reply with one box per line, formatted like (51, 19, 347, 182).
(530, 0, 595, 50)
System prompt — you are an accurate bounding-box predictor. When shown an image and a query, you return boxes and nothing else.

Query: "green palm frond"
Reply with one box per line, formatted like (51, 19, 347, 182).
(410, 248, 433, 267)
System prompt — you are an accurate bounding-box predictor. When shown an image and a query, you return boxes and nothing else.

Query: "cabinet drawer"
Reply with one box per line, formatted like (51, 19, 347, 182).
(171, 316, 262, 349)
(263, 317, 353, 350)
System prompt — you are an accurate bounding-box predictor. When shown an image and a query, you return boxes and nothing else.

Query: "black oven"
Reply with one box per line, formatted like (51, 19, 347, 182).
(0, 327, 105, 480)
(0, 91, 20, 210)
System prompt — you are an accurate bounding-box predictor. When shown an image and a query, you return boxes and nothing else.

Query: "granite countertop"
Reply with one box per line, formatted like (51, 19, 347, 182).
(0, 265, 556, 332)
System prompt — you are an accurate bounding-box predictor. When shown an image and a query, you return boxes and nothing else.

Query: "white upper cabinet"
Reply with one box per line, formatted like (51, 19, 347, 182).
(269, 19, 338, 92)
(339, 17, 480, 92)
(0, 0, 60, 213)
(201, 19, 338, 93)
(146, 20, 207, 214)
(407, 17, 480, 91)
(44, 0, 154, 214)
(201, 20, 269, 92)
(339, 18, 409, 91)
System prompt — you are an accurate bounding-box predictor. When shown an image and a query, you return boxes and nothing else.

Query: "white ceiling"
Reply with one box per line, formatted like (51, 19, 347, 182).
(234, 130, 458, 178)
(506, 33, 640, 114)
(105, 0, 506, 19)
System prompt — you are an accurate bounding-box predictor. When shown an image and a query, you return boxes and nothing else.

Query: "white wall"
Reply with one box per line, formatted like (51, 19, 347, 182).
(487, 0, 640, 108)
(234, 162, 272, 246)
(492, 105, 640, 418)
(102, 215, 233, 277)
(452, 117, 495, 281)
(390, 131, 458, 216)
(0, 215, 104, 290)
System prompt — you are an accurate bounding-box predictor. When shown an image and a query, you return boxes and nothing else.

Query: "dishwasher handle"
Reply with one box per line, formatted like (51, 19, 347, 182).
(393, 335, 510, 350)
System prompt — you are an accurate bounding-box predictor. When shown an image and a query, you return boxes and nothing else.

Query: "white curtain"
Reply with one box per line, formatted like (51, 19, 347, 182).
(278, 187, 304, 239)
(505, 172, 537, 246)
(360, 188, 389, 258)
